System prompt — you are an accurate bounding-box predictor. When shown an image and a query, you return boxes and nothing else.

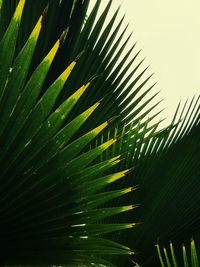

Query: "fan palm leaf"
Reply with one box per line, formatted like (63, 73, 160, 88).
(102, 97, 199, 266)
(0, 1, 139, 265)
(1, 0, 199, 266)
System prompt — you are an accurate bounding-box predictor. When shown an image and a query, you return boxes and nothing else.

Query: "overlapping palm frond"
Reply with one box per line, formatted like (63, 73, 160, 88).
(102, 97, 199, 266)
(0, 0, 199, 266)
(91, 91, 198, 265)
(9, 0, 160, 129)
(134, 101, 199, 266)
(156, 239, 199, 267)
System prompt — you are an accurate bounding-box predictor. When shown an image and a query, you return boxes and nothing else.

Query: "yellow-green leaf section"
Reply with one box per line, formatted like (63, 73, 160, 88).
(13, 0, 25, 21)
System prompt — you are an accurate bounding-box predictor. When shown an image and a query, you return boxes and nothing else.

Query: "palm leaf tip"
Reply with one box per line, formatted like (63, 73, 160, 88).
(13, 0, 25, 21)
(59, 60, 77, 81)
(45, 39, 60, 63)
(108, 169, 130, 183)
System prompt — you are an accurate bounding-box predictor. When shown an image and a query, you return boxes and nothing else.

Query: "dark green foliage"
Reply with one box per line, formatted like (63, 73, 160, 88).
(0, 1, 137, 265)
(0, 0, 199, 266)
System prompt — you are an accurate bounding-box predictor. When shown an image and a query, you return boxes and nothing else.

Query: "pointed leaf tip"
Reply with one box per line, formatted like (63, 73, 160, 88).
(126, 167, 134, 175)
(45, 40, 60, 63)
(93, 121, 109, 135)
(59, 61, 76, 81)
(122, 205, 135, 211)
(30, 16, 42, 39)
(75, 50, 85, 61)
(124, 187, 135, 194)
(59, 28, 68, 44)
(112, 155, 121, 161)
(127, 223, 136, 228)
(14, 0, 26, 21)
(42, 4, 49, 17)
(101, 138, 117, 150)
(109, 169, 130, 183)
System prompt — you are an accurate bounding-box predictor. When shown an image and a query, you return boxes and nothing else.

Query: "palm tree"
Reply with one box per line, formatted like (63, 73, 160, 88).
(0, 0, 199, 266)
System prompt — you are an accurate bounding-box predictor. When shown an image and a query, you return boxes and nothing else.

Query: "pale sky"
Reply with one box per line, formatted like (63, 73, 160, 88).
(88, 1, 200, 123)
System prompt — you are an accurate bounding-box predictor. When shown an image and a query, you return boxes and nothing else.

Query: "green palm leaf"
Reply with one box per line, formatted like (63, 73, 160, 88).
(0, 1, 137, 265)
(104, 97, 199, 266)
(156, 239, 200, 267)
(1, 0, 199, 266)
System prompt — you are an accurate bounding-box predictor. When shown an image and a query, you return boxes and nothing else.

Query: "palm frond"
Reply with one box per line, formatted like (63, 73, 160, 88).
(92, 95, 199, 266)
(1, 0, 199, 266)
(117, 97, 199, 266)
(0, 1, 137, 265)
(156, 239, 200, 267)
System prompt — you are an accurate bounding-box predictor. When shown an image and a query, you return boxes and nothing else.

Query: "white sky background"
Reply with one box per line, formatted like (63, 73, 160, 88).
(87, 1, 200, 125)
